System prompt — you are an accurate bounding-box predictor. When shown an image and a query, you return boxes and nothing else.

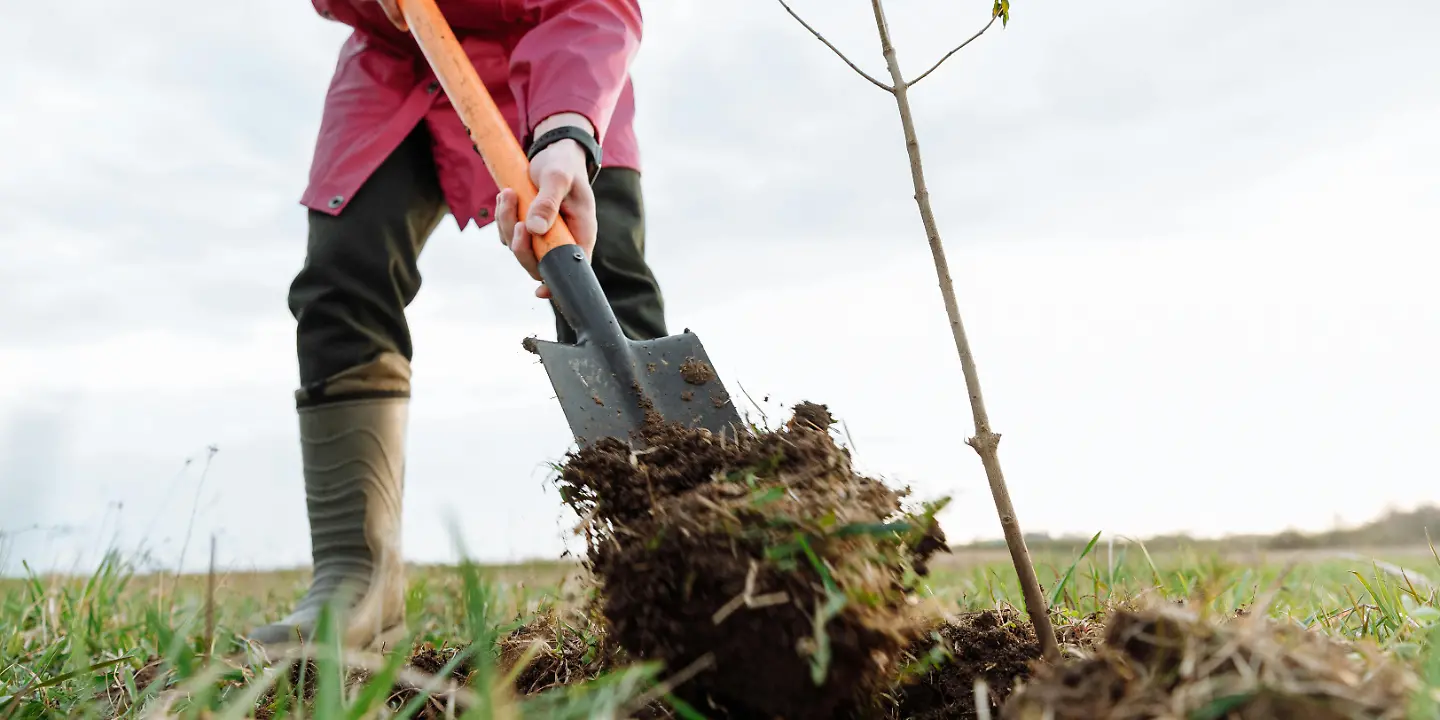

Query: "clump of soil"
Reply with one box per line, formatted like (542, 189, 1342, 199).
(252, 658, 324, 719)
(250, 641, 484, 720)
(498, 600, 623, 695)
(788, 400, 835, 431)
(406, 641, 475, 681)
(498, 600, 676, 719)
(1002, 601, 1422, 720)
(885, 608, 1043, 720)
(555, 401, 949, 719)
(678, 357, 716, 385)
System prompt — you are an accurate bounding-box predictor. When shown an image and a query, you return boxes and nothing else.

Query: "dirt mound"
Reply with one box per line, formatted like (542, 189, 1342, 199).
(1002, 602, 1422, 720)
(499, 601, 678, 718)
(383, 641, 477, 717)
(498, 600, 622, 695)
(886, 608, 1043, 720)
(555, 401, 949, 719)
(405, 641, 474, 681)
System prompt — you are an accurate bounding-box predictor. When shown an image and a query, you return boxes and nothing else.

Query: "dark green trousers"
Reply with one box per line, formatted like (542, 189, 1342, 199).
(288, 124, 667, 404)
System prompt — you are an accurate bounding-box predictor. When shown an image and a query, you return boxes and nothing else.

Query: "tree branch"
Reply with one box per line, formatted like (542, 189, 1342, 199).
(774, 0, 894, 93)
(905, 15, 997, 89)
(867, 0, 1062, 663)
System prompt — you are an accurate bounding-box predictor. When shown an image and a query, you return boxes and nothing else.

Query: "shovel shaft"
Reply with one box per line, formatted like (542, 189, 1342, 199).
(400, 0, 577, 261)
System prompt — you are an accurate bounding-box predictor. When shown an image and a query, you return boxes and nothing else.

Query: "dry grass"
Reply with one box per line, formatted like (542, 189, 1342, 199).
(1005, 598, 1425, 719)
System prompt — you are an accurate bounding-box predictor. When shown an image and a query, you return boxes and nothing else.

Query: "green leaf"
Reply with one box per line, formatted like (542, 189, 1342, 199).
(992, 0, 1011, 27)
(1412, 606, 1440, 626)
(833, 522, 913, 538)
(897, 631, 953, 681)
(765, 540, 804, 561)
(1191, 692, 1254, 720)
(312, 601, 346, 720)
(809, 588, 848, 686)
(1407, 621, 1440, 718)
(816, 510, 839, 530)
(518, 662, 665, 719)
(0, 655, 133, 712)
(1048, 531, 1102, 609)
(798, 536, 838, 594)
(393, 645, 483, 720)
(747, 486, 786, 507)
(665, 692, 709, 720)
(345, 640, 416, 720)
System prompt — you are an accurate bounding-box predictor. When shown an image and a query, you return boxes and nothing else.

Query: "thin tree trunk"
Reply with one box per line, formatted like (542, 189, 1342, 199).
(868, 0, 1059, 662)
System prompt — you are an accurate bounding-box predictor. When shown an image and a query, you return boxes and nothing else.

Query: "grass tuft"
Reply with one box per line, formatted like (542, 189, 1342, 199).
(3, 540, 1440, 718)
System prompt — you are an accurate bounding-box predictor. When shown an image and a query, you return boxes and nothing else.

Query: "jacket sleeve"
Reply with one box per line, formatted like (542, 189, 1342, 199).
(506, 0, 642, 145)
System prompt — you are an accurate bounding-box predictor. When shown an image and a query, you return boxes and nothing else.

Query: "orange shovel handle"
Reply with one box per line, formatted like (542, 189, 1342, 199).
(400, 0, 577, 261)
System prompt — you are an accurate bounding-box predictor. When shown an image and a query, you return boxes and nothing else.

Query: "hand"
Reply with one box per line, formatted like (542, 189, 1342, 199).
(372, 0, 408, 30)
(495, 113, 599, 299)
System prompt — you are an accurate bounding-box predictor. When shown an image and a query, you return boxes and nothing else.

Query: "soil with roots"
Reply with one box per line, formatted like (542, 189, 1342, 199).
(553, 401, 951, 718)
(1002, 601, 1420, 720)
(884, 608, 1044, 720)
(494, 599, 1420, 719)
(483, 401, 1422, 719)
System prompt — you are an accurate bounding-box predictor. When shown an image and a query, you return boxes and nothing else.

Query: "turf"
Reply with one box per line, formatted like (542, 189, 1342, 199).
(3, 543, 1440, 718)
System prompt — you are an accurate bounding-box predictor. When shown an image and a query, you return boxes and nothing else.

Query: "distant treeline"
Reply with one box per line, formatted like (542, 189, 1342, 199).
(956, 504, 1440, 554)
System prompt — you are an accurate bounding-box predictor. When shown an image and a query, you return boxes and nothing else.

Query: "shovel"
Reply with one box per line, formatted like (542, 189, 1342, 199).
(400, 0, 744, 449)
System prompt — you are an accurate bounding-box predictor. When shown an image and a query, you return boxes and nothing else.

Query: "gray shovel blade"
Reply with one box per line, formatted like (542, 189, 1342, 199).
(526, 330, 744, 449)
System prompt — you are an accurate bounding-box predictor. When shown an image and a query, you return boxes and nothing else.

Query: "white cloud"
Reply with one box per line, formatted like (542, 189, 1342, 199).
(3, 0, 1438, 574)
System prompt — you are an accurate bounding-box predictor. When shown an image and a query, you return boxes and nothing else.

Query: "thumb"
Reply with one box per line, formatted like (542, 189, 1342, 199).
(526, 166, 572, 236)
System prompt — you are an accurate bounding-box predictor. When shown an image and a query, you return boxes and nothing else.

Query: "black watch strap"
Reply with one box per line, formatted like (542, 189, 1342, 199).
(526, 125, 602, 184)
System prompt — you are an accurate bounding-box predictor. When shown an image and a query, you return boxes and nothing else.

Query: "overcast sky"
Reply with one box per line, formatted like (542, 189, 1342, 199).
(2, 0, 1437, 575)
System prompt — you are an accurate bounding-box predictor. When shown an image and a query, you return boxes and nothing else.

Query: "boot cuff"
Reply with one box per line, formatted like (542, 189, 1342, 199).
(296, 352, 412, 408)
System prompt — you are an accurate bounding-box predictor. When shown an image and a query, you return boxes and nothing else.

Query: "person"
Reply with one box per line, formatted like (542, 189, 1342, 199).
(247, 0, 663, 649)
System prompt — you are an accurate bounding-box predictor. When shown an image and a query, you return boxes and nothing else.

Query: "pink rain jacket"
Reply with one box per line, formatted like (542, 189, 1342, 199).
(301, 0, 642, 230)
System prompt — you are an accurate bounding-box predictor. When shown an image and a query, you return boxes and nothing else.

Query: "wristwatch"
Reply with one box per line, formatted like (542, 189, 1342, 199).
(526, 125, 603, 185)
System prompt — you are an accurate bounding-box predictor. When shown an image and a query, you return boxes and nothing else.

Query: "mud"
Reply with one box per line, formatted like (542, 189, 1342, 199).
(555, 402, 948, 719)
(678, 357, 716, 385)
(1002, 602, 1421, 720)
(886, 609, 1042, 720)
(788, 401, 835, 431)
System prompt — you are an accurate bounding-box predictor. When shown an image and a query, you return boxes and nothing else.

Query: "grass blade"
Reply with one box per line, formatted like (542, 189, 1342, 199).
(1047, 531, 1102, 609)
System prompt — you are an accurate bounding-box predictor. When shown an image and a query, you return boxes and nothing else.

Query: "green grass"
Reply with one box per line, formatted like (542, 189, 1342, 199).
(4, 541, 1440, 718)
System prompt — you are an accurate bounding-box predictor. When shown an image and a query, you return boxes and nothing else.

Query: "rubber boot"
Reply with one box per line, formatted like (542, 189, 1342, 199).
(248, 396, 409, 651)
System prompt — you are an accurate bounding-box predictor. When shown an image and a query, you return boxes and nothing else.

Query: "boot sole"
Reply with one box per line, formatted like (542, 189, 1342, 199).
(245, 620, 412, 664)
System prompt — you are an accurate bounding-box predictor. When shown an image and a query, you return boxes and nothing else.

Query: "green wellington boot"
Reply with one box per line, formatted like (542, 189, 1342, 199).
(248, 396, 409, 651)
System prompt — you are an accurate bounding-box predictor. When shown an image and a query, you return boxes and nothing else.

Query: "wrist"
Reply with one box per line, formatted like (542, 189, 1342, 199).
(532, 112, 595, 140)
(527, 114, 603, 184)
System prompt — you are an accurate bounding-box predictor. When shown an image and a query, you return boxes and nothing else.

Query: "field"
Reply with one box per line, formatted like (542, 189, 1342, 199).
(4, 541, 1440, 719)
(4, 411, 1439, 719)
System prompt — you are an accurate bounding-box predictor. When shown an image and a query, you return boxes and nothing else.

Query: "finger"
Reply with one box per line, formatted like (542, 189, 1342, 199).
(510, 225, 551, 298)
(526, 166, 573, 236)
(510, 221, 541, 282)
(380, 0, 408, 30)
(503, 191, 552, 298)
(496, 189, 517, 246)
(563, 183, 599, 260)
